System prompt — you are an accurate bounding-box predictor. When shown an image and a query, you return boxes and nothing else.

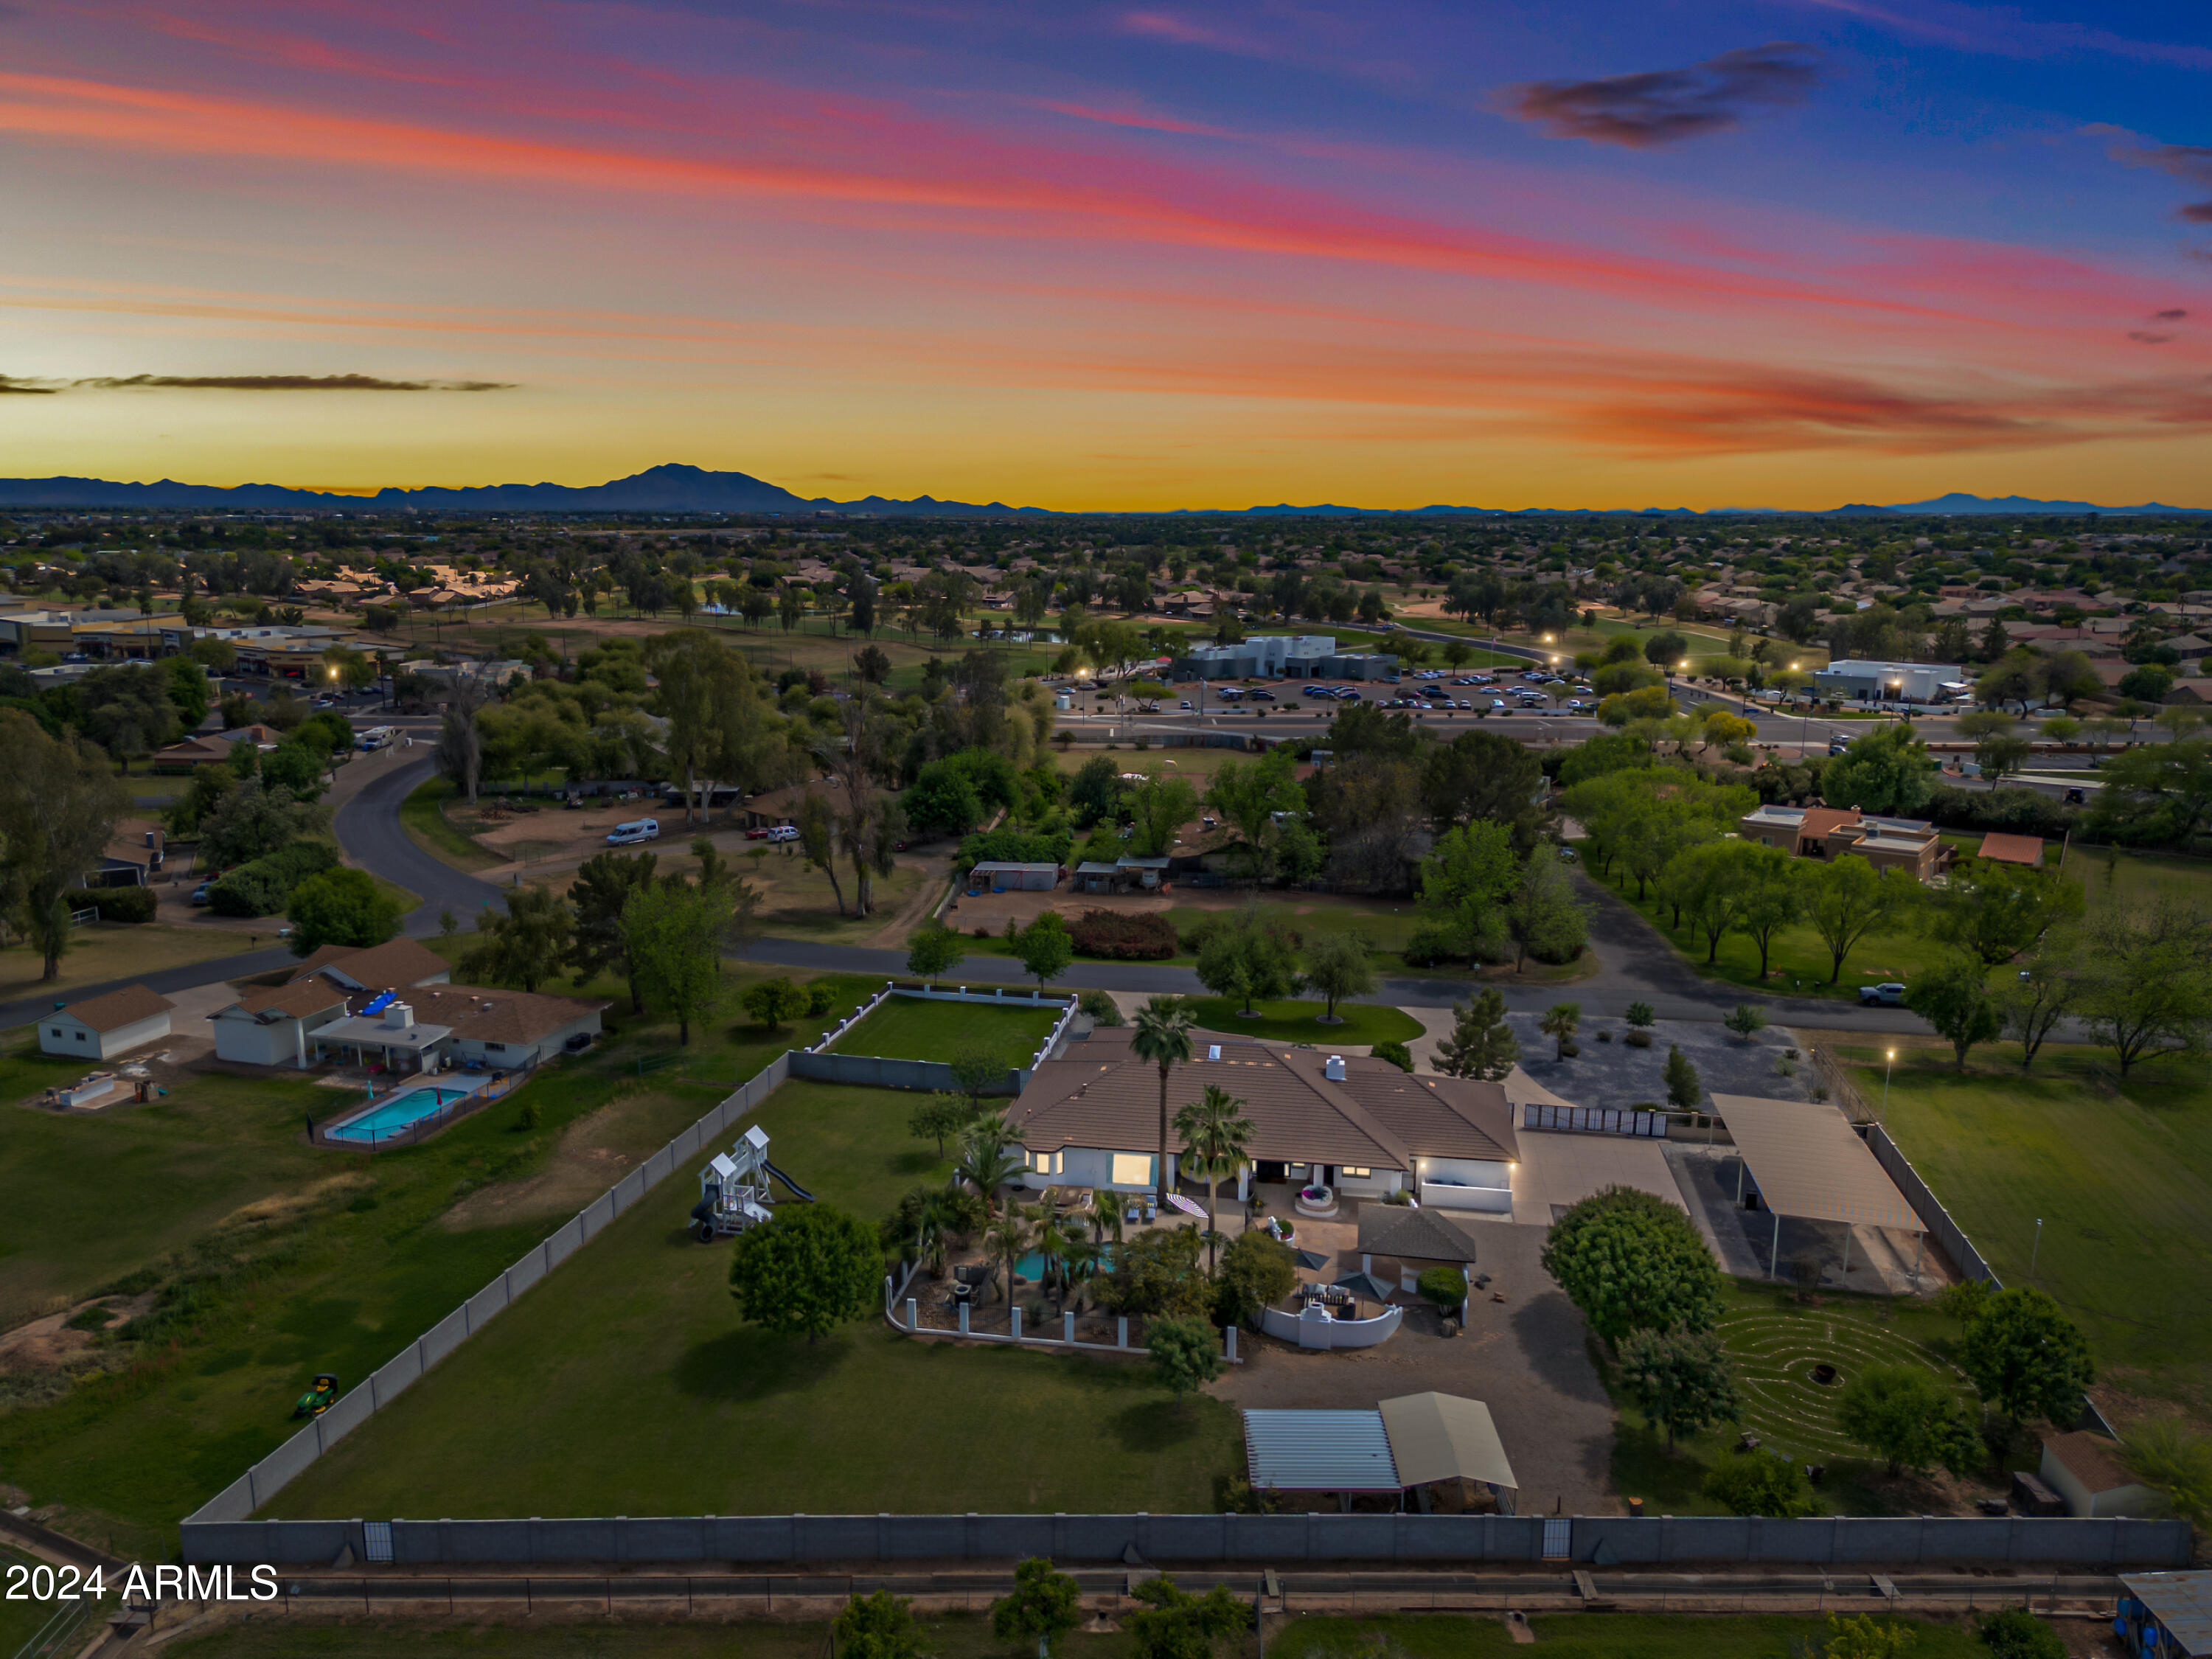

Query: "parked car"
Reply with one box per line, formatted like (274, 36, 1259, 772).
(1858, 982, 1907, 1006)
(1247, 689, 1276, 701)
(190, 881, 214, 906)
(606, 818, 661, 846)
(1489, 698, 1507, 712)
(766, 824, 800, 844)
(744, 827, 771, 840)
(1178, 699, 1192, 710)
(1829, 735, 1851, 754)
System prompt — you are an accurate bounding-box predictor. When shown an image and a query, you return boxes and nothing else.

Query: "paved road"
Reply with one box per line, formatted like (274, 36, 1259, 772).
(337, 756, 505, 934)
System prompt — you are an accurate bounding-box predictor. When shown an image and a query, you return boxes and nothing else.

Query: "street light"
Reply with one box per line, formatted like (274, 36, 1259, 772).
(1880, 1048, 1896, 1124)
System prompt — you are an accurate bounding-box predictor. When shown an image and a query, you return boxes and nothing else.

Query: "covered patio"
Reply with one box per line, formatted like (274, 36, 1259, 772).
(1708, 1093, 1928, 1288)
(1242, 1392, 1520, 1514)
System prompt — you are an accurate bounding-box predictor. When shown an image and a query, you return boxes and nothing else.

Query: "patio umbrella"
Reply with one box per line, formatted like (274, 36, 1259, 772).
(1294, 1248, 1331, 1270)
(1332, 1270, 1396, 1302)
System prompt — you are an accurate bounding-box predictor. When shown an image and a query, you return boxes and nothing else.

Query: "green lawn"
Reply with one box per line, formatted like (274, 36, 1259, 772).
(1842, 1042, 2212, 1422)
(0, 921, 263, 1003)
(0, 970, 874, 1557)
(833, 994, 1062, 1064)
(1183, 996, 1422, 1048)
(268, 1077, 1240, 1520)
(398, 776, 504, 872)
(1597, 870, 1942, 1001)
(2062, 844, 2212, 919)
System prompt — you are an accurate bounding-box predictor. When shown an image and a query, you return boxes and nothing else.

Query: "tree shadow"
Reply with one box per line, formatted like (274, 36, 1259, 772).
(672, 1325, 852, 1402)
(1110, 1397, 1208, 1454)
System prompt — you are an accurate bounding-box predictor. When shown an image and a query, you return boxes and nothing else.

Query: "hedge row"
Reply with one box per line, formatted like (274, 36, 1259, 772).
(63, 886, 157, 924)
(1069, 908, 1179, 960)
(208, 840, 338, 918)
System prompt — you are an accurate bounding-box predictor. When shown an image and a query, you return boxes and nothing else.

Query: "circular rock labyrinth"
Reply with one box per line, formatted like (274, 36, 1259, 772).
(1719, 1312, 1973, 1462)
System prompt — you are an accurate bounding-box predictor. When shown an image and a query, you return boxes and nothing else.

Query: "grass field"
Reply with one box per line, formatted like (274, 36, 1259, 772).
(268, 1077, 1241, 1520)
(0, 922, 263, 1004)
(833, 995, 1062, 1063)
(1840, 1041, 2212, 1422)
(1183, 995, 1422, 1047)
(399, 777, 504, 872)
(0, 969, 874, 1555)
(2061, 843, 2212, 917)
(159, 1610, 1986, 1659)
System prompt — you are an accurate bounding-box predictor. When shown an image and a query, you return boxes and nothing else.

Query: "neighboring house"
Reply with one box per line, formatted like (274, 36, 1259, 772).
(91, 821, 165, 886)
(1004, 1027, 1517, 1209)
(2040, 1432, 2159, 1517)
(39, 984, 175, 1060)
(312, 985, 608, 1074)
(1737, 804, 1947, 882)
(286, 936, 452, 994)
(150, 723, 287, 773)
(212, 980, 350, 1068)
(1973, 832, 2046, 867)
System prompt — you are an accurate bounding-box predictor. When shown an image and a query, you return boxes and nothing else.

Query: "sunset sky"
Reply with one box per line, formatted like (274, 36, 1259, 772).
(1, 0, 2209, 509)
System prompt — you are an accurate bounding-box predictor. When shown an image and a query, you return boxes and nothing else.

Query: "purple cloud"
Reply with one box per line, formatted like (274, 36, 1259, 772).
(1496, 43, 1823, 148)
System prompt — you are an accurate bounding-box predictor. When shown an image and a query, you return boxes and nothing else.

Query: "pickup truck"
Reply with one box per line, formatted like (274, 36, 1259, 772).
(1857, 982, 1907, 1006)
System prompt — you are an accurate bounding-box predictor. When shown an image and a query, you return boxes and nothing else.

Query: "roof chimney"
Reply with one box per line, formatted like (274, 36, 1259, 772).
(1324, 1054, 1346, 1082)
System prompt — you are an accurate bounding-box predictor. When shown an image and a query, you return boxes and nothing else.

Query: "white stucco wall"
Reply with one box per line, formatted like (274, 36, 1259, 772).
(213, 1014, 308, 1068)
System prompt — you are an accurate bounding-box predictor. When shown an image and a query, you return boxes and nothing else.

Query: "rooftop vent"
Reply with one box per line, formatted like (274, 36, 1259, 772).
(383, 1002, 414, 1029)
(1324, 1054, 1346, 1082)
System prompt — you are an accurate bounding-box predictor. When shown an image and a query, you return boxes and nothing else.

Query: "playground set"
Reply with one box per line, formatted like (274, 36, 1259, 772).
(688, 1124, 815, 1242)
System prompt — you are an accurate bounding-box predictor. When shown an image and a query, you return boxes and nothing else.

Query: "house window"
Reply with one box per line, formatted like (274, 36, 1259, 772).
(1110, 1152, 1153, 1186)
(1026, 1149, 1062, 1176)
(1340, 1166, 1371, 1178)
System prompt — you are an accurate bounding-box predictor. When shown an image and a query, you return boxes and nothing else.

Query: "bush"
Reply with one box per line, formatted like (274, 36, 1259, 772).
(1371, 1039, 1413, 1072)
(1213, 1228, 1297, 1328)
(959, 826, 1073, 867)
(1703, 1447, 1815, 1517)
(1069, 908, 1179, 960)
(207, 839, 338, 917)
(1925, 783, 2075, 838)
(1077, 988, 1124, 1026)
(1624, 1029, 1653, 1048)
(1401, 922, 1463, 968)
(805, 980, 838, 1017)
(62, 886, 156, 923)
(1975, 1610, 2065, 1659)
(1177, 912, 1229, 954)
(1417, 1267, 1467, 1311)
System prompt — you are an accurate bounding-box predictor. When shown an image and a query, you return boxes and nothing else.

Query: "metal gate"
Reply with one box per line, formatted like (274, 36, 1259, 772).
(363, 1521, 393, 1563)
(1541, 1517, 1571, 1559)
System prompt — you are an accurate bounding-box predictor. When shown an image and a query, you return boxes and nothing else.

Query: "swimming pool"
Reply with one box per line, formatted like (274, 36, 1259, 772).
(325, 1085, 471, 1145)
(1014, 1245, 1114, 1282)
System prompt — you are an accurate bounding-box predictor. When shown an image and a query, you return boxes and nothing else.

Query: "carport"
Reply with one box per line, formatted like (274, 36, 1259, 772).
(1242, 1394, 1520, 1514)
(1708, 1093, 1926, 1286)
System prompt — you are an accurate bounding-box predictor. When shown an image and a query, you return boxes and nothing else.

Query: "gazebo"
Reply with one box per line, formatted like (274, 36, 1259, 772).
(1708, 1093, 1927, 1286)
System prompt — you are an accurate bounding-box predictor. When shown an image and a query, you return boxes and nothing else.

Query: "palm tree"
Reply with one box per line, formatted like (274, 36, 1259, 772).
(986, 1210, 1031, 1315)
(1032, 1209, 1074, 1305)
(956, 1125, 1026, 1216)
(1173, 1084, 1255, 1273)
(1130, 995, 1196, 1213)
(1088, 1188, 1125, 1251)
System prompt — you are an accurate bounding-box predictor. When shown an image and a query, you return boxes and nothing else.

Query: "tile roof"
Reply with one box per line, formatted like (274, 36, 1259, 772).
(1975, 832, 2045, 866)
(229, 979, 350, 1020)
(58, 983, 175, 1032)
(288, 936, 451, 990)
(1006, 1027, 1515, 1172)
(401, 983, 608, 1045)
(2042, 1430, 2136, 1495)
(1356, 1205, 1486, 1263)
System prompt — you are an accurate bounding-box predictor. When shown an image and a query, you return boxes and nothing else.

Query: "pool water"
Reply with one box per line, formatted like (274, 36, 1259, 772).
(327, 1085, 470, 1144)
(1014, 1246, 1114, 1282)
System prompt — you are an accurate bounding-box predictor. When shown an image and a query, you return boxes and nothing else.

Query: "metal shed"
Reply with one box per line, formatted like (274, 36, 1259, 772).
(2120, 1572, 2212, 1659)
(1242, 1409, 1401, 1495)
(970, 861, 1059, 892)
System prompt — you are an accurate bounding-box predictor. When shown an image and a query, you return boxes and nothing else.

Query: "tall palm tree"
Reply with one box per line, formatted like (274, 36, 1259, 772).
(1130, 995, 1196, 1212)
(1088, 1188, 1125, 1251)
(1173, 1084, 1255, 1273)
(956, 1124, 1026, 1216)
(986, 1210, 1031, 1315)
(1032, 1209, 1074, 1305)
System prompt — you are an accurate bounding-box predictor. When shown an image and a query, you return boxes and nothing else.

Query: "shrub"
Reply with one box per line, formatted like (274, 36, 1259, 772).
(804, 980, 838, 1017)
(1177, 912, 1229, 954)
(1975, 1610, 2065, 1659)
(517, 1099, 544, 1131)
(1625, 1001, 1656, 1027)
(959, 826, 1074, 866)
(1077, 988, 1124, 1026)
(1402, 922, 1463, 968)
(1624, 1029, 1653, 1048)
(1212, 1228, 1296, 1328)
(1703, 1447, 1815, 1517)
(63, 886, 156, 923)
(207, 839, 338, 917)
(1417, 1267, 1467, 1311)
(1371, 1039, 1413, 1072)
(1069, 908, 1179, 960)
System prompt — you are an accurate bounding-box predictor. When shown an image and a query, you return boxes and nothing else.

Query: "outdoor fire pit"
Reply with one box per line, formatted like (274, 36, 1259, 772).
(1809, 1363, 1840, 1386)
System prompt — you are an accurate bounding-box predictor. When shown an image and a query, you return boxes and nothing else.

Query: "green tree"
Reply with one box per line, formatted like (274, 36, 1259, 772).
(1147, 1313, 1225, 1400)
(1538, 999, 1582, 1058)
(1101, 1223, 1210, 1317)
(1663, 1043, 1703, 1110)
(835, 1589, 928, 1659)
(1834, 1364, 1984, 1478)
(285, 866, 403, 956)
(1435, 987, 1519, 1079)
(2073, 897, 2212, 1074)
(1823, 723, 1935, 815)
(1722, 1003, 1768, 1043)
(623, 877, 743, 1043)
(1124, 1575, 1248, 1659)
(197, 776, 328, 866)
(1725, 843, 1801, 978)
(1927, 858, 2084, 965)
(1419, 729, 1543, 835)
(905, 919, 967, 987)
(75, 664, 180, 771)
(1130, 995, 1196, 1211)
(947, 1045, 1009, 1113)
(1975, 1610, 2067, 1659)
(742, 975, 805, 1029)
(1904, 955, 2003, 1070)
(461, 885, 576, 995)
(2088, 737, 2212, 845)
(1995, 941, 2079, 1071)
(1617, 1326, 1740, 1451)
(1960, 1287, 2094, 1434)
(1507, 844, 1587, 969)
(1801, 856, 1919, 984)
(1203, 746, 1303, 882)
(162, 654, 211, 730)
(1193, 912, 1301, 1015)
(1825, 1616, 1916, 1659)
(727, 1203, 881, 1343)
(907, 1093, 969, 1158)
(1976, 733, 2031, 783)
(1212, 1228, 1296, 1329)
(1543, 1185, 1724, 1346)
(1703, 1447, 1814, 1517)
(1173, 1083, 1253, 1272)
(991, 1559, 1083, 1658)
(2121, 1420, 2212, 1531)
(1301, 929, 1375, 1020)
(2118, 663, 2175, 706)
(0, 714, 131, 981)
(1012, 910, 1074, 989)
(566, 849, 658, 1012)
(1127, 774, 1200, 857)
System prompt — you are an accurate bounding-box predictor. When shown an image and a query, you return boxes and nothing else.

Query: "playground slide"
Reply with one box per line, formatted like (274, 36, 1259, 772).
(762, 1159, 815, 1202)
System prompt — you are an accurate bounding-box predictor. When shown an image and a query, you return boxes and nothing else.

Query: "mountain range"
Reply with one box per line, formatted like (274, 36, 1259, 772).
(0, 465, 2204, 518)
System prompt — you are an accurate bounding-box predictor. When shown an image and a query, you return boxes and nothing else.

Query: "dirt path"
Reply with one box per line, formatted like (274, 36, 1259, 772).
(862, 862, 950, 950)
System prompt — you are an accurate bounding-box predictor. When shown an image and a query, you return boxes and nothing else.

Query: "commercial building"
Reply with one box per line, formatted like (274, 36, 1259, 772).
(1174, 634, 1399, 682)
(1812, 659, 1964, 703)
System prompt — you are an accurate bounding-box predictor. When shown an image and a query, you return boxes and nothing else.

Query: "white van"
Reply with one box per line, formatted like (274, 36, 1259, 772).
(606, 818, 661, 846)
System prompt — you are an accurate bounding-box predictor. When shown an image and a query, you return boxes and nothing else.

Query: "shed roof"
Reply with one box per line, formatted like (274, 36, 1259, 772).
(2121, 1573, 2212, 1658)
(2044, 1430, 2137, 1495)
(1379, 1393, 1517, 1492)
(970, 862, 1059, 874)
(1242, 1409, 1401, 1492)
(1975, 832, 2046, 866)
(1357, 1205, 1484, 1265)
(57, 984, 175, 1032)
(1709, 1094, 1921, 1231)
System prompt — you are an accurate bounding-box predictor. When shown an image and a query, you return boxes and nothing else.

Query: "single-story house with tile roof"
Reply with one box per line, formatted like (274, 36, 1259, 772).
(40, 984, 176, 1060)
(285, 936, 452, 994)
(2040, 1431, 2160, 1517)
(1004, 1026, 1517, 1208)
(150, 724, 286, 773)
(1738, 804, 1947, 882)
(212, 978, 351, 1068)
(369, 984, 608, 1070)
